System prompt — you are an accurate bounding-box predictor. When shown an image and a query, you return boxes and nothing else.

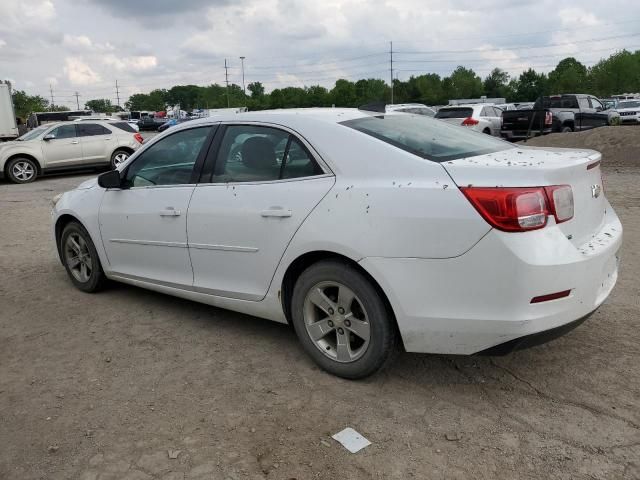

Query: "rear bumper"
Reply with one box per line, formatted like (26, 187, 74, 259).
(359, 204, 622, 355)
(501, 129, 553, 140)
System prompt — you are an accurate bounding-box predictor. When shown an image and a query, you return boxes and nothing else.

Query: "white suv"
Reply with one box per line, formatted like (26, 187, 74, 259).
(1, 121, 143, 183)
(435, 104, 502, 136)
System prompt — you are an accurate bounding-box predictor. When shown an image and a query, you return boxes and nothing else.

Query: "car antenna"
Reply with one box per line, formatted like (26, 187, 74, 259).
(358, 102, 387, 113)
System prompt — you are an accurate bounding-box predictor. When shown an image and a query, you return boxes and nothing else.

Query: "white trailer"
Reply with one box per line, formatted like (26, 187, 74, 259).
(0, 81, 19, 141)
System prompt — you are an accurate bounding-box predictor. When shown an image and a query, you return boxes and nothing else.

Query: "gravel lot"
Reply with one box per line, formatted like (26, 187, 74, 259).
(1, 130, 639, 479)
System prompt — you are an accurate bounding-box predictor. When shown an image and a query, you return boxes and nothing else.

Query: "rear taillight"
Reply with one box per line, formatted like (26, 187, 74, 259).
(545, 111, 553, 126)
(544, 185, 573, 224)
(134, 133, 144, 144)
(461, 117, 479, 126)
(461, 185, 574, 232)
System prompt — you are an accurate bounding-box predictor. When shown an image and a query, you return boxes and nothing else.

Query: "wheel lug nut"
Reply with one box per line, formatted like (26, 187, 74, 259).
(328, 308, 334, 315)
(338, 307, 345, 314)
(328, 320, 334, 327)
(337, 328, 344, 335)
(344, 320, 351, 327)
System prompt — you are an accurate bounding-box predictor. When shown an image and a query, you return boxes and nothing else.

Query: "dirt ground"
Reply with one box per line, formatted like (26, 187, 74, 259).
(1, 128, 639, 479)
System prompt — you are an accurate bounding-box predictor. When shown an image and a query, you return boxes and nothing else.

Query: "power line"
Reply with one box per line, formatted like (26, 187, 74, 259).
(224, 59, 230, 108)
(390, 41, 394, 104)
(74, 91, 80, 110)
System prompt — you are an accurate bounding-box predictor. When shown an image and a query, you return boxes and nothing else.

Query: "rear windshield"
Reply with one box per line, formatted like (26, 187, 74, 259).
(435, 107, 473, 119)
(110, 122, 136, 133)
(341, 114, 513, 162)
(536, 96, 579, 109)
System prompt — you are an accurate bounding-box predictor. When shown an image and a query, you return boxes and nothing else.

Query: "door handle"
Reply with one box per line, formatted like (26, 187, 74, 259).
(261, 207, 292, 218)
(104, 138, 112, 140)
(71, 140, 79, 144)
(159, 207, 181, 216)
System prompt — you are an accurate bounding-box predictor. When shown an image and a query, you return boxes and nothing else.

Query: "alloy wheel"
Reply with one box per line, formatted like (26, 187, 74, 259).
(113, 152, 129, 167)
(64, 233, 93, 283)
(12, 161, 35, 182)
(303, 281, 371, 363)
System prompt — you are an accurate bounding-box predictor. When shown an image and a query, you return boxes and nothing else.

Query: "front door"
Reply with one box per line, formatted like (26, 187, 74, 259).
(99, 125, 215, 286)
(41, 124, 83, 168)
(187, 124, 334, 300)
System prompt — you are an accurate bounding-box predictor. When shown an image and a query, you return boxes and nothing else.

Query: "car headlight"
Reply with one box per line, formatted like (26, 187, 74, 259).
(51, 193, 63, 207)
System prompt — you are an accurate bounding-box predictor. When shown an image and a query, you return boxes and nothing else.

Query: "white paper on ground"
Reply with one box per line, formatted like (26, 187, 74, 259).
(332, 427, 371, 453)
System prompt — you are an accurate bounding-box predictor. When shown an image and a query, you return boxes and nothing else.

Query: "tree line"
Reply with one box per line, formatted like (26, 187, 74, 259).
(12, 50, 640, 117)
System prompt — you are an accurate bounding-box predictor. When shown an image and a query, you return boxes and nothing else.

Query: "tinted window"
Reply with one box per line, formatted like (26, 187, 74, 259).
(124, 127, 212, 187)
(78, 123, 111, 136)
(538, 96, 579, 109)
(49, 124, 77, 139)
(589, 97, 604, 110)
(341, 114, 513, 162)
(211, 125, 321, 183)
(110, 122, 136, 133)
(578, 97, 590, 109)
(435, 108, 473, 119)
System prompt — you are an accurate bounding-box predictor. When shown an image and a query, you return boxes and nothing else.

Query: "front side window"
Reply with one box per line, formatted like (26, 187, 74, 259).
(341, 114, 514, 162)
(211, 125, 322, 183)
(578, 97, 590, 109)
(124, 126, 212, 187)
(49, 124, 77, 139)
(78, 123, 111, 137)
(589, 98, 604, 110)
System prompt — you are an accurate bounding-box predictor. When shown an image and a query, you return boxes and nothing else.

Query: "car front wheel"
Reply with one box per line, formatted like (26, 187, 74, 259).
(6, 157, 38, 183)
(291, 260, 396, 379)
(60, 222, 106, 293)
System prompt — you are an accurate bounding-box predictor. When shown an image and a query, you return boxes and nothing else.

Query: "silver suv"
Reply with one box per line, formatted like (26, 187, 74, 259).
(1, 121, 143, 183)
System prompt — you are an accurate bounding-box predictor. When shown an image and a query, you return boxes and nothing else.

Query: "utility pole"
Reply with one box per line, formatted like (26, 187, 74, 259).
(224, 59, 230, 108)
(115, 79, 121, 108)
(74, 91, 80, 110)
(239, 56, 246, 97)
(49, 84, 55, 111)
(390, 41, 394, 104)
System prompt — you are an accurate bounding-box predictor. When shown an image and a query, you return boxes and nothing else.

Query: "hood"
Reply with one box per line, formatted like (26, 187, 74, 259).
(75, 177, 99, 190)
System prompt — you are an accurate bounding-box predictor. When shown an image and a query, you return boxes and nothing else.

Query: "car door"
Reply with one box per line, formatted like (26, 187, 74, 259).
(589, 97, 610, 127)
(77, 123, 115, 164)
(99, 125, 216, 286)
(40, 124, 83, 168)
(187, 124, 335, 301)
(479, 107, 498, 135)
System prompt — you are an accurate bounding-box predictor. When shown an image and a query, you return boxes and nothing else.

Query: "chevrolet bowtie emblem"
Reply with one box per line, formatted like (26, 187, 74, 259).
(591, 184, 602, 198)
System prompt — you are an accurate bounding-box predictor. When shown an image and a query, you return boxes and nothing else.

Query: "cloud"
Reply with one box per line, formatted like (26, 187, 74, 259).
(63, 34, 92, 48)
(558, 8, 600, 27)
(64, 57, 101, 85)
(102, 54, 158, 72)
(85, 0, 231, 19)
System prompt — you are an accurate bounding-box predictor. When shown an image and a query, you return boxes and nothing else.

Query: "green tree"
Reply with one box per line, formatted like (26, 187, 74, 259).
(330, 79, 357, 107)
(354, 78, 388, 105)
(513, 69, 549, 102)
(85, 98, 113, 113)
(589, 50, 640, 97)
(248, 81, 265, 98)
(407, 74, 444, 105)
(11, 90, 49, 118)
(483, 68, 511, 99)
(446, 66, 483, 100)
(547, 57, 588, 94)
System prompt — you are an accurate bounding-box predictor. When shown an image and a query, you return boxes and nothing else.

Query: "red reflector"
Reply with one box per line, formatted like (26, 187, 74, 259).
(586, 160, 600, 170)
(134, 133, 144, 144)
(530, 290, 571, 304)
(461, 117, 479, 126)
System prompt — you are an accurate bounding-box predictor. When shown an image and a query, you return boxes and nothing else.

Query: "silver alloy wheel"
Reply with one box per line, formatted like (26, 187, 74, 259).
(12, 160, 35, 182)
(64, 233, 92, 283)
(113, 152, 129, 167)
(303, 281, 371, 363)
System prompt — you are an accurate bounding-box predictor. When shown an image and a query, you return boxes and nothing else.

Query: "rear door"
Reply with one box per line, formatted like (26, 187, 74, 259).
(481, 106, 501, 135)
(40, 124, 83, 168)
(187, 123, 334, 300)
(77, 123, 115, 164)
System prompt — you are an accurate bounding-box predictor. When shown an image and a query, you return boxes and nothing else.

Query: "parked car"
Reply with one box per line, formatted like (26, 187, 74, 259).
(501, 94, 618, 140)
(495, 103, 517, 111)
(75, 116, 140, 132)
(385, 103, 436, 117)
(516, 102, 535, 110)
(51, 109, 621, 378)
(137, 116, 166, 131)
(1, 121, 143, 183)
(157, 117, 194, 132)
(615, 100, 640, 124)
(435, 104, 502, 135)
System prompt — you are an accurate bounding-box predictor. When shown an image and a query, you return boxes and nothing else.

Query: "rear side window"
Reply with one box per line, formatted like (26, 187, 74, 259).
(341, 114, 513, 162)
(77, 123, 111, 136)
(435, 108, 473, 119)
(211, 125, 322, 183)
(110, 122, 136, 133)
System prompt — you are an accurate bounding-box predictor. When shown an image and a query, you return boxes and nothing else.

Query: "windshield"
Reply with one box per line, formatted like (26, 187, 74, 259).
(619, 101, 640, 109)
(17, 126, 49, 141)
(341, 114, 513, 162)
(435, 107, 473, 119)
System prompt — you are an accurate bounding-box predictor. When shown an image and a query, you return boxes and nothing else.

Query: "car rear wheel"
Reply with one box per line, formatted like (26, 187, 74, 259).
(291, 260, 396, 379)
(110, 149, 130, 169)
(483, 128, 491, 135)
(6, 157, 38, 183)
(61, 222, 106, 293)
(561, 126, 573, 133)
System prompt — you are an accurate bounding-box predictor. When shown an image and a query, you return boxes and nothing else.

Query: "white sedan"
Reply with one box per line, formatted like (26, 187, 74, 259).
(51, 109, 622, 378)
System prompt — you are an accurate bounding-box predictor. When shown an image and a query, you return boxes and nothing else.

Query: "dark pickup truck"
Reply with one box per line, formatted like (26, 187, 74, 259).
(500, 94, 618, 141)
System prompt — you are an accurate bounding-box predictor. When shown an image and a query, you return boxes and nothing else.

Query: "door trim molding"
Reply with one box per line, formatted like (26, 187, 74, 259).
(189, 243, 258, 253)
(109, 238, 188, 248)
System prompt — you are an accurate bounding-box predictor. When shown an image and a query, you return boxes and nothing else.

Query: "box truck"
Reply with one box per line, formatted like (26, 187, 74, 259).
(0, 81, 19, 141)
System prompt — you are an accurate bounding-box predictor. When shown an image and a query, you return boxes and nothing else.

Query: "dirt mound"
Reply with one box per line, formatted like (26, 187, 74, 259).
(520, 126, 639, 169)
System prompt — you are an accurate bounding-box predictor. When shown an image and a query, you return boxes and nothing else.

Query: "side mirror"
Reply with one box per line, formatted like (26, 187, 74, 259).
(43, 134, 55, 141)
(595, 106, 603, 112)
(98, 170, 123, 189)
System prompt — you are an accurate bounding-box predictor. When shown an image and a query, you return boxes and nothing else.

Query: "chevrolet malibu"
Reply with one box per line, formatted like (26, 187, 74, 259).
(51, 109, 622, 379)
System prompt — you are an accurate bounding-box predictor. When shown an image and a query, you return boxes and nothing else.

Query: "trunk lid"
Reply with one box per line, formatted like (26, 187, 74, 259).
(442, 146, 606, 247)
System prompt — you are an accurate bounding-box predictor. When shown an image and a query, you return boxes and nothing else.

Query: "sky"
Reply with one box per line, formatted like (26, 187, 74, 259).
(1, 0, 639, 108)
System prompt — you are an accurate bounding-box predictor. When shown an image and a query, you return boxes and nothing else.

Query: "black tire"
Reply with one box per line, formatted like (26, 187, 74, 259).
(290, 260, 396, 379)
(561, 125, 573, 133)
(60, 222, 106, 293)
(110, 149, 131, 169)
(6, 157, 38, 183)
(483, 128, 492, 135)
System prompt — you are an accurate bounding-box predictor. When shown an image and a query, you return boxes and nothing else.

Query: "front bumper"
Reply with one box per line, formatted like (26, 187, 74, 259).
(360, 205, 622, 355)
